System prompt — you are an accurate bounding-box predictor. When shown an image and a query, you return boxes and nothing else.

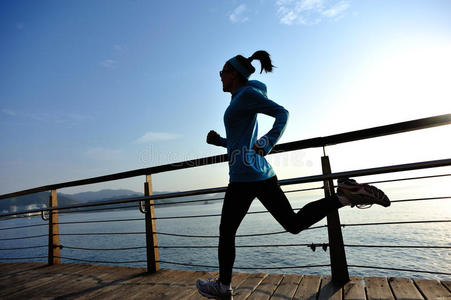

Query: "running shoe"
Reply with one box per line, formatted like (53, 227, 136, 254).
(196, 277, 233, 300)
(337, 178, 390, 209)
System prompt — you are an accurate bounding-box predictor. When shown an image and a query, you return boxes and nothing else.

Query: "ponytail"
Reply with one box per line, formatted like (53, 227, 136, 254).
(248, 50, 274, 74)
(227, 50, 275, 81)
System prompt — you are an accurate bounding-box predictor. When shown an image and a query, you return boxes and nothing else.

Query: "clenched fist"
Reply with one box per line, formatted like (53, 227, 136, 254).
(207, 130, 221, 146)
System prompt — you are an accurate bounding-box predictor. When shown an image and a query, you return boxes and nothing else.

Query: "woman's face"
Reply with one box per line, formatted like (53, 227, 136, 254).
(219, 63, 235, 93)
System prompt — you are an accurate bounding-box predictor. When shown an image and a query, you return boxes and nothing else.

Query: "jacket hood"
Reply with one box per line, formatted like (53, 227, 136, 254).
(247, 80, 267, 97)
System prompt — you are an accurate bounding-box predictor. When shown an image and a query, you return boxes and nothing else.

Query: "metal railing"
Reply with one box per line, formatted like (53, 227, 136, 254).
(0, 113, 450, 284)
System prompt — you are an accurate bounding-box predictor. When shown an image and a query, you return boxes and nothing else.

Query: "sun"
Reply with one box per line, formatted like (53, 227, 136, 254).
(346, 42, 451, 121)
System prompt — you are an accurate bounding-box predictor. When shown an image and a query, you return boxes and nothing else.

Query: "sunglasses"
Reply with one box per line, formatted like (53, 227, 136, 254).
(219, 69, 233, 76)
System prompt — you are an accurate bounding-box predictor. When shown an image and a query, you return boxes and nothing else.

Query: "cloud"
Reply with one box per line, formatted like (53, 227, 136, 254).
(100, 59, 117, 69)
(229, 4, 249, 23)
(135, 131, 180, 144)
(276, 0, 350, 25)
(321, 1, 350, 18)
(1, 109, 17, 116)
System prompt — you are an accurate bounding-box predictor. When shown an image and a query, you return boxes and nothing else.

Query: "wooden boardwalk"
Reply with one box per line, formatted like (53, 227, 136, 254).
(0, 263, 450, 299)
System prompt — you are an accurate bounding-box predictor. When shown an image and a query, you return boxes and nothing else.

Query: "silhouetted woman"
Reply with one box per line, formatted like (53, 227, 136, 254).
(196, 50, 390, 299)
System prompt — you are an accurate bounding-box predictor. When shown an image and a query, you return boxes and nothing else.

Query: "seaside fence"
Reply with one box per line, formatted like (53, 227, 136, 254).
(0, 114, 450, 284)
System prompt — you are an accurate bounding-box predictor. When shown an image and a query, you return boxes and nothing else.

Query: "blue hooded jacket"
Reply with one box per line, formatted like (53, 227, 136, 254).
(218, 80, 289, 182)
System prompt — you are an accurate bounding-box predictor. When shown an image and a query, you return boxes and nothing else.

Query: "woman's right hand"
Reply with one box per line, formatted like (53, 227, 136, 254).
(207, 130, 221, 145)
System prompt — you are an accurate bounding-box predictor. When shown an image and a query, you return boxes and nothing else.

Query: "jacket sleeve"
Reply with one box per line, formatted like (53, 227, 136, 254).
(244, 88, 289, 154)
(219, 136, 227, 148)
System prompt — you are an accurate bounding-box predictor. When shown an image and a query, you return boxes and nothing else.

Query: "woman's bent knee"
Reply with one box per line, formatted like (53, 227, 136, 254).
(284, 223, 306, 234)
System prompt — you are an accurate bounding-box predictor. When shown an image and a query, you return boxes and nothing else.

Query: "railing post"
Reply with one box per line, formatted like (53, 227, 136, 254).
(48, 189, 60, 265)
(144, 174, 160, 273)
(321, 154, 349, 284)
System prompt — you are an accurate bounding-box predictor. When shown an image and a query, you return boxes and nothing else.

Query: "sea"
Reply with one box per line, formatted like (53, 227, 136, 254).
(1, 190, 450, 281)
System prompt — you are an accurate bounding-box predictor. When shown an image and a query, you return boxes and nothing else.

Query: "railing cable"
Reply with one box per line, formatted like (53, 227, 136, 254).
(341, 219, 451, 228)
(0, 214, 41, 221)
(4, 220, 444, 241)
(0, 245, 47, 251)
(155, 243, 316, 249)
(0, 234, 47, 241)
(44, 242, 451, 251)
(153, 213, 221, 220)
(284, 186, 324, 194)
(55, 256, 147, 264)
(156, 260, 331, 270)
(55, 232, 145, 236)
(55, 218, 144, 225)
(0, 223, 48, 231)
(60, 245, 146, 251)
(344, 244, 451, 249)
(153, 196, 450, 221)
(151, 196, 224, 207)
(0, 256, 47, 260)
(154, 243, 451, 249)
(153, 219, 449, 239)
(363, 173, 451, 186)
(146, 187, 324, 208)
(155, 225, 326, 239)
(58, 204, 138, 215)
(391, 196, 450, 203)
(348, 265, 451, 276)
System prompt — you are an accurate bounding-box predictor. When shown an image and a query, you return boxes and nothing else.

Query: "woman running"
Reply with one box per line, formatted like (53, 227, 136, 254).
(196, 50, 390, 299)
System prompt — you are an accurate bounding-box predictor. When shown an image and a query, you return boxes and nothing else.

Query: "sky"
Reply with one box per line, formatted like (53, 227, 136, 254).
(1, 0, 450, 196)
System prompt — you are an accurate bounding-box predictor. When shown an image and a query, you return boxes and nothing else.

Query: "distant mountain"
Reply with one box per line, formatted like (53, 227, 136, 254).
(0, 192, 78, 214)
(0, 189, 224, 215)
(60, 189, 143, 203)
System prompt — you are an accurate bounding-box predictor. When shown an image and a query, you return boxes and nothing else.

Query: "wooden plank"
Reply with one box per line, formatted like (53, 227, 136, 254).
(0, 263, 49, 280)
(414, 278, 451, 299)
(47, 264, 144, 299)
(388, 277, 423, 300)
(166, 271, 209, 300)
(233, 273, 268, 300)
(128, 270, 208, 300)
(8, 264, 118, 298)
(343, 276, 365, 300)
(0, 264, 51, 296)
(1, 264, 81, 292)
(46, 265, 163, 299)
(0, 262, 42, 275)
(21, 264, 110, 298)
(80, 268, 179, 299)
(1, 264, 88, 298)
(365, 277, 394, 300)
(232, 272, 253, 289)
(293, 275, 322, 300)
(84, 269, 175, 299)
(318, 276, 342, 300)
(247, 273, 283, 300)
(0, 262, 46, 280)
(271, 274, 303, 300)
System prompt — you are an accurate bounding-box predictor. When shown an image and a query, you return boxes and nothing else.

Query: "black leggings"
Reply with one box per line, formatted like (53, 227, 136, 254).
(218, 176, 342, 285)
